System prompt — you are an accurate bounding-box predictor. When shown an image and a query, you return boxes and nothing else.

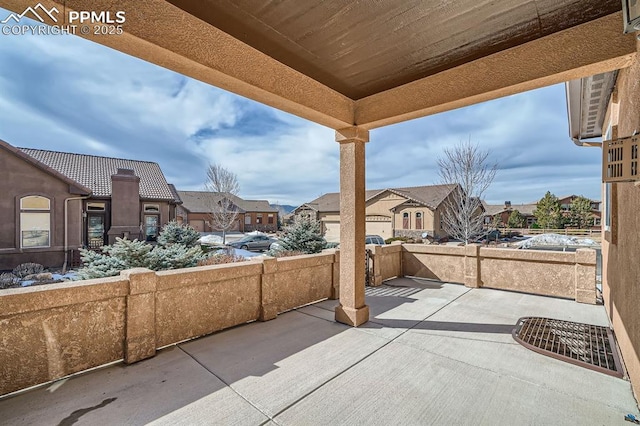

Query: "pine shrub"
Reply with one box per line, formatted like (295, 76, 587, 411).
(269, 215, 326, 255)
(157, 221, 200, 248)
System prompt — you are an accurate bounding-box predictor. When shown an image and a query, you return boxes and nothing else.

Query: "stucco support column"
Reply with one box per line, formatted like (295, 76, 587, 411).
(327, 248, 340, 300)
(575, 249, 597, 304)
(121, 268, 157, 363)
(335, 127, 370, 326)
(260, 257, 278, 321)
(371, 245, 383, 287)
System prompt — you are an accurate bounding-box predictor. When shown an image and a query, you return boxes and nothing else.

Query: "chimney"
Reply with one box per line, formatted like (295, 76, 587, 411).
(505, 201, 511, 209)
(108, 168, 141, 243)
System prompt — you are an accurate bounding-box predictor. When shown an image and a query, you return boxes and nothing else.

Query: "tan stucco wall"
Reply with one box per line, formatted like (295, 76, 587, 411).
(0, 149, 83, 269)
(403, 245, 467, 283)
(0, 251, 340, 396)
(366, 192, 405, 216)
(263, 253, 334, 315)
(369, 244, 403, 284)
(0, 277, 128, 395)
(601, 41, 640, 398)
(319, 212, 341, 222)
(400, 244, 596, 301)
(155, 263, 263, 347)
(478, 248, 579, 299)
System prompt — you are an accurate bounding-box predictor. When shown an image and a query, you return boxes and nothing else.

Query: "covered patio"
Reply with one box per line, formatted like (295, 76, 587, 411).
(2, 0, 640, 417)
(1, 0, 636, 328)
(1, 278, 637, 425)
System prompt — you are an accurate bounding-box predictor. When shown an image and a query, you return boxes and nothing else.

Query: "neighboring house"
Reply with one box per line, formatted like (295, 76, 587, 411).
(483, 201, 538, 227)
(294, 184, 458, 242)
(176, 190, 278, 233)
(0, 139, 181, 270)
(557, 195, 602, 226)
(484, 197, 601, 228)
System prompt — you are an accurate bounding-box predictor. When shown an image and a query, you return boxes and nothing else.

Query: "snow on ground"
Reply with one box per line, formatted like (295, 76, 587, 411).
(232, 248, 263, 259)
(198, 234, 224, 245)
(517, 233, 598, 249)
(212, 248, 262, 259)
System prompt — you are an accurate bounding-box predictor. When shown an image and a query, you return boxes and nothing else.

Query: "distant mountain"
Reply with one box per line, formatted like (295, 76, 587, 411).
(270, 204, 297, 214)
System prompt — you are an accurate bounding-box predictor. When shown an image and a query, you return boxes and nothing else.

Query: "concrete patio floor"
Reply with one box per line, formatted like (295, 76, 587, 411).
(1, 278, 638, 425)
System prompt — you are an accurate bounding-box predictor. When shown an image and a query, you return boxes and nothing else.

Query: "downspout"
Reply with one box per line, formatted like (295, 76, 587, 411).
(63, 196, 90, 273)
(572, 137, 602, 148)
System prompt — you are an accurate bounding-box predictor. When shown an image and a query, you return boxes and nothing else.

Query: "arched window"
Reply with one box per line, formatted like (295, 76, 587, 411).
(416, 212, 423, 230)
(20, 196, 51, 248)
(402, 212, 409, 229)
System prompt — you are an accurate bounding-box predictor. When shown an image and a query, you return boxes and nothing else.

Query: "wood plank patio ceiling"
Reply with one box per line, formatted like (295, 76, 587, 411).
(167, 0, 621, 100)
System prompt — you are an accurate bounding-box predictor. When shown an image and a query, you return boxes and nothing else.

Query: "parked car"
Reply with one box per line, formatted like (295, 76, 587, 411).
(228, 234, 277, 251)
(472, 229, 501, 243)
(365, 235, 386, 245)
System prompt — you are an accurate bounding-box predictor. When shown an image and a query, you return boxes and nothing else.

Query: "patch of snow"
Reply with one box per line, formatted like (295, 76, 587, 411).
(212, 248, 262, 259)
(198, 234, 224, 245)
(246, 231, 268, 236)
(232, 248, 262, 258)
(517, 233, 599, 249)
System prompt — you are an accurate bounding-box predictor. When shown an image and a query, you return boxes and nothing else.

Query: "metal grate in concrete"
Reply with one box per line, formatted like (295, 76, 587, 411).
(513, 317, 624, 378)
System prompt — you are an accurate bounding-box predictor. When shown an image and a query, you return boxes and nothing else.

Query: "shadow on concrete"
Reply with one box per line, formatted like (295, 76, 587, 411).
(179, 310, 350, 384)
(365, 318, 516, 334)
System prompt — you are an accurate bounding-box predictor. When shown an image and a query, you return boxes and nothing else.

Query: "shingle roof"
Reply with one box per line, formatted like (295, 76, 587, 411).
(19, 148, 177, 200)
(483, 203, 538, 216)
(299, 184, 458, 212)
(177, 190, 277, 213)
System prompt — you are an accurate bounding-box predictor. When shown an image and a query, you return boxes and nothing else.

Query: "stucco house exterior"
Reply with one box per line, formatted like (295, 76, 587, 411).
(0, 139, 181, 270)
(295, 184, 457, 242)
(566, 54, 640, 396)
(176, 190, 278, 233)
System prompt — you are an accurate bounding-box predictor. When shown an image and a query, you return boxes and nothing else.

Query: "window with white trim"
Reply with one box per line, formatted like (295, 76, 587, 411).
(20, 196, 51, 248)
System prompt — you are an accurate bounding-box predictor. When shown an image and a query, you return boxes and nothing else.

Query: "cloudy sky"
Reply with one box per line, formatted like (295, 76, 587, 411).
(0, 10, 603, 206)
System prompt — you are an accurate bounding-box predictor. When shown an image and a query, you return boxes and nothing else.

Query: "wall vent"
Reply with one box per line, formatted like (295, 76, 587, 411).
(602, 135, 639, 182)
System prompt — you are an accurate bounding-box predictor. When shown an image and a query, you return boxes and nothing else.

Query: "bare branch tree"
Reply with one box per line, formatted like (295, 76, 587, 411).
(204, 163, 240, 244)
(437, 140, 498, 244)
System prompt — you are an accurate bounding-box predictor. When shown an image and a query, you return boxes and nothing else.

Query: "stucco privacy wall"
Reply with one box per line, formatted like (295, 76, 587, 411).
(0, 251, 339, 396)
(402, 245, 467, 284)
(0, 277, 128, 395)
(399, 244, 596, 302)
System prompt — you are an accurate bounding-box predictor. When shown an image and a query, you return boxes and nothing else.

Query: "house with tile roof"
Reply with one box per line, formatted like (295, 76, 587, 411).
(294, 184, 459, 242)
(0, 139, 181, 270)
(176, 190, 278, 233)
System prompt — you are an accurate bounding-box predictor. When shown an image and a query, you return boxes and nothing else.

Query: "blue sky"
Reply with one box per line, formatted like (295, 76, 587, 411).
(0, 10, 603, 206)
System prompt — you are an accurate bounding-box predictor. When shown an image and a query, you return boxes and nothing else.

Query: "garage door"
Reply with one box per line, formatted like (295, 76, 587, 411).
(323, 221, 340, 242)
(366, 220, 392, 239)
(190, 220, 205, 232)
